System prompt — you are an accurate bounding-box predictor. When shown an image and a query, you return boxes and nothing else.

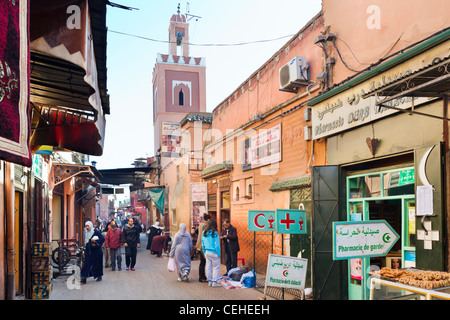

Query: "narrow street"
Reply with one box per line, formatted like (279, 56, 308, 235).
(48, 233, 272, 301)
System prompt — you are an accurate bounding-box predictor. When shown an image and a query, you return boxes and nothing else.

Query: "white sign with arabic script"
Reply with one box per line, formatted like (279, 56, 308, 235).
(333, 220, 399, 260)
(264, 254, 307, 290)
(311, 39, 450, 140)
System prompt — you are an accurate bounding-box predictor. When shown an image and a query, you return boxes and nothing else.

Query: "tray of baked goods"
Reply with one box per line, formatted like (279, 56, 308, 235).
(370, 267, 450, 290)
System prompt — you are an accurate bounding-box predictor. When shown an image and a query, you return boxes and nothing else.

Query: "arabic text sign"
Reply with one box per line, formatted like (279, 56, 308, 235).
(248, 210, 276, 232)
(276, 209, 307, 234)
(265, 254, 308, 290)
(333, 220, 399, 260)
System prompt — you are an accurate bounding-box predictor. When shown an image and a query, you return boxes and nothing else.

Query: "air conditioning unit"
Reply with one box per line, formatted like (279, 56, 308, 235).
(279, 56, 309, 92)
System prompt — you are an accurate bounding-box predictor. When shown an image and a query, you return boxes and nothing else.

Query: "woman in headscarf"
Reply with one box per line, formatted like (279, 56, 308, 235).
(81, 221, 105, 284)
(146, 221, 163, 251)
(169, 223, 192, 282)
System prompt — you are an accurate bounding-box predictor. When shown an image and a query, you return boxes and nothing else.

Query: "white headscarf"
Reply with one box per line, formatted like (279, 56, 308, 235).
(152, 222, 162, 229)
(84, 221, 94, 245)
(177, 223, 188, 236)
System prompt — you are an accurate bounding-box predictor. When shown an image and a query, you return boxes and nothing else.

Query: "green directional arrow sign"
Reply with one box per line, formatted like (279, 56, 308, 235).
(332, 220, 399, 260)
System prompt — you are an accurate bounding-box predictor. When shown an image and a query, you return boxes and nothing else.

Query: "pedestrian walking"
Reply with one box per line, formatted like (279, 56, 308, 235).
(202, 219, 222, 287)
(169, 223, 192, 282)
(81, 221, 105, 284)
(146, 221, 163, 251)
(105, 220, 123, 271)
(102, 222, 112, 268)
(221, 219, 240, 275)
(123, 217, 140, 271)
(196, 214, 210, 282)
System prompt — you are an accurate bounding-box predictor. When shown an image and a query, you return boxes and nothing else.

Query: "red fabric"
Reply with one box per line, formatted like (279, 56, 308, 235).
(105, 227, 123, 249)
(0, 0, 31, 166)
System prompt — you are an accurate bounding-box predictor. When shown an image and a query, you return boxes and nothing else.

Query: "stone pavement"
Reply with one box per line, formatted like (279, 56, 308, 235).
(48, 233, 273, 300)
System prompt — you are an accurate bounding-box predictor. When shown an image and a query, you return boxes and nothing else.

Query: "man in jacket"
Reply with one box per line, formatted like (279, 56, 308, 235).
(221, 219, 240, 275)
(123, 217, 140, 271)
(105, 221, 123, 271)
(196, 214, 210, 282)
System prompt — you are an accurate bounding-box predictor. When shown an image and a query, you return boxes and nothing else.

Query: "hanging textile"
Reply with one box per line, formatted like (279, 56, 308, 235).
(148, 189, 165, 216)
(0, 0, 31, 167)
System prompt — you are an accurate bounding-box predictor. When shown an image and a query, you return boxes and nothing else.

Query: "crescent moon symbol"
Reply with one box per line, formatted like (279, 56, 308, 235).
(418, 145, 434, 186)
(254, 213, 265, 229)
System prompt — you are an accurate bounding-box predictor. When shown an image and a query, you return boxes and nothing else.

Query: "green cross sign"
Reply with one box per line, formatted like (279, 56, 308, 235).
(275, 209, 307, 234)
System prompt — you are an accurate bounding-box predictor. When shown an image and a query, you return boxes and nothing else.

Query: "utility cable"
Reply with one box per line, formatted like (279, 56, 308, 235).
(108, 29, 296, 47)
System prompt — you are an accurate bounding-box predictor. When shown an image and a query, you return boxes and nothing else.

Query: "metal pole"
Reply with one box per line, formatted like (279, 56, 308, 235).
(5, 162, 15, 300)
(281, 234, 284, 300)
(253, 231, 256, 288)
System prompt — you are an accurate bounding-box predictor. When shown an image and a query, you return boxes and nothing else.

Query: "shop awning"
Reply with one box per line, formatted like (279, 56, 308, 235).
(269, 175, 311, 192)
(30, 103, 104, 156)
(52, 162, 102, 190)
(200, 161, 234, 179)
(362, 55, 450, 120)
(98, 167, 157, 190)
(29, 0, 109, 156)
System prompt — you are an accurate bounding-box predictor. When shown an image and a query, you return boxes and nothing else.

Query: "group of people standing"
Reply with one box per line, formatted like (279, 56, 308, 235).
(80, 213, 241, 288)
(80, 217, 142, 284)
(168, 214, 240, 287)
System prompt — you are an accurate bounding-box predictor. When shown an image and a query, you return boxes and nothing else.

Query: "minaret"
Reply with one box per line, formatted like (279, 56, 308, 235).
(152, 5, 207, 159)
(168, 4, 189, 57)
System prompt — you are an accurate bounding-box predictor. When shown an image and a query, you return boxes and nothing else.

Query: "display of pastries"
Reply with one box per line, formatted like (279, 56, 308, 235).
(372, 267, 450, 289)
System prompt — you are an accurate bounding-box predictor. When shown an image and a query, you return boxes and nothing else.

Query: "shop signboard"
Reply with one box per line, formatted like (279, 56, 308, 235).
(242, 124, 282, 171)
(161, 121, 182, 158)
(333, 220, 399, 260)
(31, 242, 51, 299)
(248, 210, 276, 232)
(191, 183, 207, 229)
(275, 209, 307, 234)
(264, 254, 308, 296)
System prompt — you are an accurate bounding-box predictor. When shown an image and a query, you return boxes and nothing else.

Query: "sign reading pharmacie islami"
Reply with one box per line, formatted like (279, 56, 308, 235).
(264, 254, 308, 292)
(310, 43, 450, 140)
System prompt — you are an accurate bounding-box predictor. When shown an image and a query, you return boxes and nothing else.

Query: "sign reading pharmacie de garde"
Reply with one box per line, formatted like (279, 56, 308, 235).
(332, 220, 399, 260)
(265, 254, 308, 290)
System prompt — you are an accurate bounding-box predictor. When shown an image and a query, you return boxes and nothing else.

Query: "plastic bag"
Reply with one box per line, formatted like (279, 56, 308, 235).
(241, 271, 255, 288)
(229, 265, 250, 281)
(167, 258, 175, 272)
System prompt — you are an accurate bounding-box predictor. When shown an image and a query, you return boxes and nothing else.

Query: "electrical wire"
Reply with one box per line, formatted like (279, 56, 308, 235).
(108, 29, 296, 47)
(336, 38, 372, 66)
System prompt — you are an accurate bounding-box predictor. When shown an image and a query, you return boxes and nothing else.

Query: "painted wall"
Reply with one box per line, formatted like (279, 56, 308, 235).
(322, 0, 450, 85)
(212, 13, 324, 134)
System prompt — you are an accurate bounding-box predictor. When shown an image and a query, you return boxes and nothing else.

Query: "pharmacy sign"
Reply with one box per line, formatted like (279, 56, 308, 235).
(332, 220, 399, 260)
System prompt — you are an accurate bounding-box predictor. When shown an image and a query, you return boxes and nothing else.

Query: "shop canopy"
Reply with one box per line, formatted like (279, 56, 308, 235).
(362, 54, 450, 121)
(98, 167, 159, 190)
(29, 0, 111, 156)
(52, 163, 102, 196)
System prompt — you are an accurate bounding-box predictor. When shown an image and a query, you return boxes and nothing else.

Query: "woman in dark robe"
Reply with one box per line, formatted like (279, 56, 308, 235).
(81, 221, 105, 283)
(146, 222, 163, 251)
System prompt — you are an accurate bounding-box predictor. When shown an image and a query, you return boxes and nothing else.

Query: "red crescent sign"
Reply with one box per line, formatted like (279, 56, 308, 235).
(254, 213, 265, 229)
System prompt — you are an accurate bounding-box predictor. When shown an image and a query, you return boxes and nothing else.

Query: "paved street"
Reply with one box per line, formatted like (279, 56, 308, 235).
(49, 234, 272, 301)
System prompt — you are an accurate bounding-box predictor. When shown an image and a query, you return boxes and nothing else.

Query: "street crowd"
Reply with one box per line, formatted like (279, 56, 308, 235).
(80, 214, 242, 288)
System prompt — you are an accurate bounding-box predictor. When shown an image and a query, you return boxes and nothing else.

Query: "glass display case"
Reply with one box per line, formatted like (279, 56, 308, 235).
(370, 277, 450, 300)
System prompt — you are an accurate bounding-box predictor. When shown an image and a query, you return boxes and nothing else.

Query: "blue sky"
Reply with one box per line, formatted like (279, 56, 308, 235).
(91, 0, 322, 169)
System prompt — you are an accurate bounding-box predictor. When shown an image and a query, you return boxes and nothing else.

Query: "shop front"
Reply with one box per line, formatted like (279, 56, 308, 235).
(309, 30, 450, 300)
